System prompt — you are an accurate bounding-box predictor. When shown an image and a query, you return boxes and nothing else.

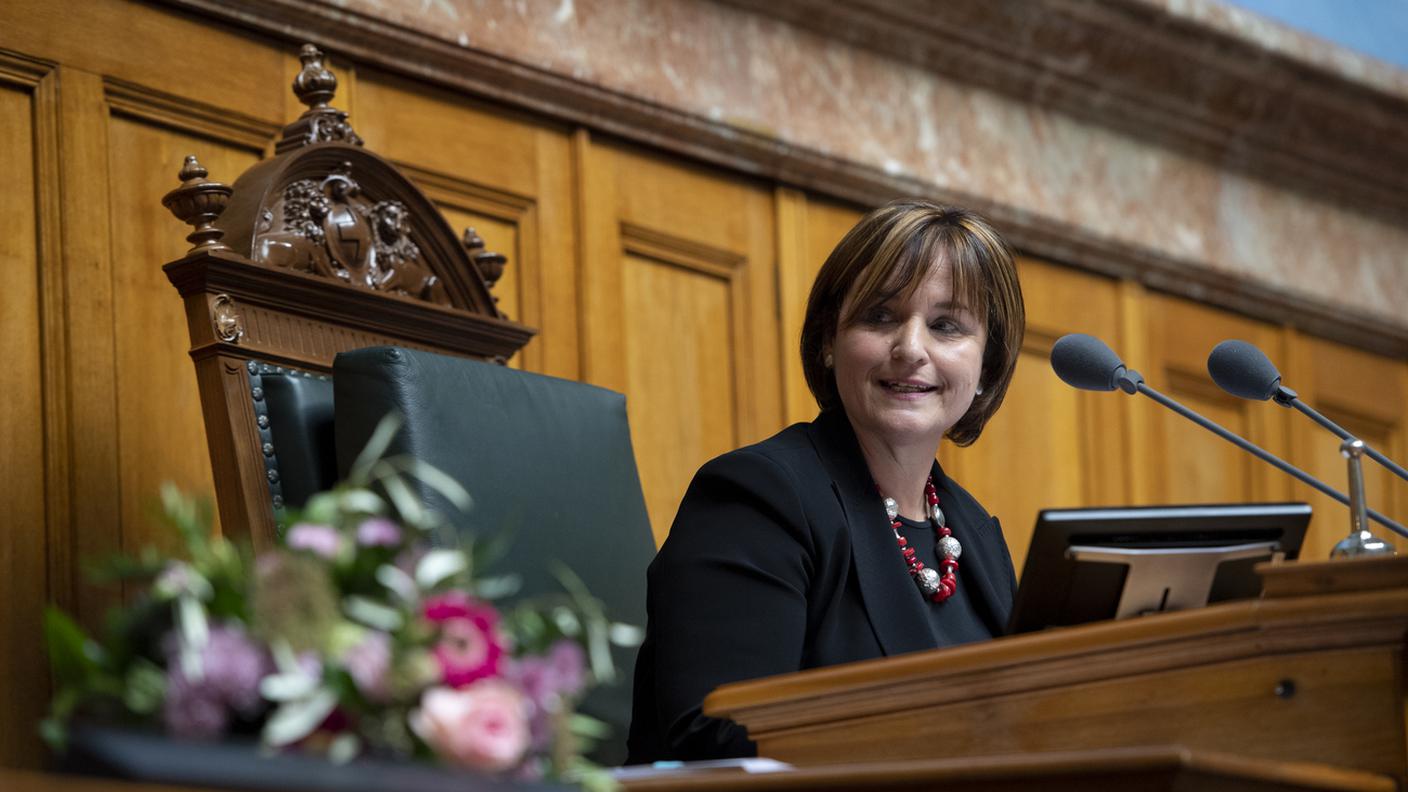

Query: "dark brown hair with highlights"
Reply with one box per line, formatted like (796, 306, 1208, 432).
(800, 200, 1025, 446)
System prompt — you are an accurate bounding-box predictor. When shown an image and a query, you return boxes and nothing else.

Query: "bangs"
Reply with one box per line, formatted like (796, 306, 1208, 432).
(838, 219, 991, 327)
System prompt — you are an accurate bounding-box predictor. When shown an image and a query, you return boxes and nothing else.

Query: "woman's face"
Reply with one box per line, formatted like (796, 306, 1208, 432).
(829, 261, 987, 452)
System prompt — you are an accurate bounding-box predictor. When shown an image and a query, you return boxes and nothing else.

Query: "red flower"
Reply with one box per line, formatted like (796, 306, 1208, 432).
(423, 591, 504, 687)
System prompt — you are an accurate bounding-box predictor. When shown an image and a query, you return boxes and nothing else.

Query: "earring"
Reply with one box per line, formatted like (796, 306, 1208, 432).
(975, 384, 985, 396)
(824, 353, 834, 368)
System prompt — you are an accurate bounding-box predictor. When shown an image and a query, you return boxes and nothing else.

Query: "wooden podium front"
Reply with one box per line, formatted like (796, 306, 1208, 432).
(704, 556, 1408, 783)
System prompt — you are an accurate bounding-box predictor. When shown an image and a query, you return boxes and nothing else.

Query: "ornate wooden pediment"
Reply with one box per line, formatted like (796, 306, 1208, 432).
(161, 44, 535, 547)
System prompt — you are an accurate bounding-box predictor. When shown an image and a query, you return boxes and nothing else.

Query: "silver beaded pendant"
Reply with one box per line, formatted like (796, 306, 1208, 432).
(916, 566, 941, 596)
(938, 535, 962, 561)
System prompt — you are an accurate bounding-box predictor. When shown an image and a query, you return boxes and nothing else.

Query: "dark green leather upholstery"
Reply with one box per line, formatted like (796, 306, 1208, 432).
(259, 370, 337, 510)
(332, 347, 655, 765)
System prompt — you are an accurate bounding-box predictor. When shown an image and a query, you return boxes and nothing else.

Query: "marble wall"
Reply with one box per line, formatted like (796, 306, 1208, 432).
(332, 0, 1407, 326)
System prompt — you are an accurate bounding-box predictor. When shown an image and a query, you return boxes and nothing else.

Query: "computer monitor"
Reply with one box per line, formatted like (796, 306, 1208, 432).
(1006, 502, 1311, 635)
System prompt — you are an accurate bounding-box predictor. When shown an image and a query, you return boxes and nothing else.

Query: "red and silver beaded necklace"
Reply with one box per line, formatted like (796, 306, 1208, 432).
(881, 476, 962, 603)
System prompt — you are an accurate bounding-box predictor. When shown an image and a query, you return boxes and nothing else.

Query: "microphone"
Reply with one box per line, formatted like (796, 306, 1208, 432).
(1207, 340, 1408, 484)
(1050, 334, 1408, 539)
(1050, 333, 1143, 394)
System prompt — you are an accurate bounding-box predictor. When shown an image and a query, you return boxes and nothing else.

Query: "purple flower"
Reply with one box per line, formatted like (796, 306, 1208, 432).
(204, 626, 273, 714)
(504, 641, 587, 751)
(286, 523, 343, 559)
(162, 624, 273, 738)
(343, 631, 392, 702)
(546, 640, 586, 698)
(355, 518, 402, 548)
(164, 671, 227, 738)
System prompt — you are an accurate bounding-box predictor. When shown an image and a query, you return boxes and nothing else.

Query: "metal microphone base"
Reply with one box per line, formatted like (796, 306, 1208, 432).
(1331, 530, 1396, 558)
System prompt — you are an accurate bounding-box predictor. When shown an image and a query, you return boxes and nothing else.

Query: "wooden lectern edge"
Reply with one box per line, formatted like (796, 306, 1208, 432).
(705, 556, 1408, 728)
(619, 745, 1397, 791)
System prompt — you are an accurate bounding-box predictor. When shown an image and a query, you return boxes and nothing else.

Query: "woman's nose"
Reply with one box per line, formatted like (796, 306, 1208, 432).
(890, 317, 925, 362)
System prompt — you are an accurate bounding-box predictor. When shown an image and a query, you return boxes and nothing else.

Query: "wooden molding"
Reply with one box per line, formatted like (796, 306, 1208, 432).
(155, 0, 1408, 359)
(164, 252, 536, 368)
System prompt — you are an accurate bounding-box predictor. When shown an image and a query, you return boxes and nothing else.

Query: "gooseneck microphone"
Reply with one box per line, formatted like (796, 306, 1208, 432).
(1207, 339, 1408, 484)
(1050, 334, 1408, 539)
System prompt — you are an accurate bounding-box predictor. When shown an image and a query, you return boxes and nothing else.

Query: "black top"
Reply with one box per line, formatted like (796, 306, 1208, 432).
(626, 410, 1018, 763)
(892, 513, 992, 647)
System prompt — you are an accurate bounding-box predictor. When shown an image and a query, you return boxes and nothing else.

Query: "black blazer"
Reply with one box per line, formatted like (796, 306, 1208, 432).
(626, 410, 1018, 762)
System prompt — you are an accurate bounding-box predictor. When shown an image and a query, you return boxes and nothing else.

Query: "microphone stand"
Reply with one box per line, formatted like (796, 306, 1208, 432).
(1332, 439, 1394, 556)
(1272, 386, 1408, 484)
(1129, 380, 1408, 540)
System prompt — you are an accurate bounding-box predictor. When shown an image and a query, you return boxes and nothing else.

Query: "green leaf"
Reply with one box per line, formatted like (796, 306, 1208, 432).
(415, 549, 467, 590)
(608, 622, 644, 648)
(262, 687, 339, 748)
(328, 732, 361, 764)
(44, 608, 100, 686)
(123, 659, 167, 715)
(348, 413, 404, 485)
(379, 473, 425, 528)
(472, 573, 522, 600)
(568, 712, 612, 739)
(343, 596, 403, 632)
(387, 456, 472, 513)
(39, 717, 68, 753)
(337, 488, 387, 516)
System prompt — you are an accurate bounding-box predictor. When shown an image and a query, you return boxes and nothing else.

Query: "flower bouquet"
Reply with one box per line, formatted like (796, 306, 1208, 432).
(44, 418, 634, 789)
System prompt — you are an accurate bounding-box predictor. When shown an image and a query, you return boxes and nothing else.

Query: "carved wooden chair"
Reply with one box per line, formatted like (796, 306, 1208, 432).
(161, 45, 653, 763)
(161, 44, 533, 547)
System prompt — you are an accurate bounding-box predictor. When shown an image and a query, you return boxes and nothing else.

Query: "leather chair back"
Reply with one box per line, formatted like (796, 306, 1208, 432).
(332, 346, 655, 765)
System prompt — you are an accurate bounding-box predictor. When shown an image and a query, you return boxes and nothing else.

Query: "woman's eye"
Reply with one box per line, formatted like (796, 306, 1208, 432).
(930, 318, 960, 333)
(863, 308, 892, 324)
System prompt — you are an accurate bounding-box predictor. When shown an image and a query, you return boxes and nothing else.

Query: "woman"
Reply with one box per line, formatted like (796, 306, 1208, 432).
(626, 200, 1025, 762)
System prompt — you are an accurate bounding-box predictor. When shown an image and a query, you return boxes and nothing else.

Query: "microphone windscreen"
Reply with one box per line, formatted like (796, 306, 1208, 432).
(1207, 339, 1281, 401)
(1050, 334, 1125, 392)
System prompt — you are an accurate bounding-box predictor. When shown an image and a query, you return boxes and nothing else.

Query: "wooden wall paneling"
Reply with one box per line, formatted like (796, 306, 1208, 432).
(532, 126, 580, 381)
(105, 89, 269, 561)
(0, 54, 56, 770)
(1285, 331, 1408, 559)
(1133, 294, 1293, 507)
(1117, 281, 1155, 505)
(582, 141, 780, 544)
(0, 0, 290, 127)
(953, 260, 1127, 569)
(406, 168, 534, 369)
(576, 130, 628, 394)
(354, 72, 577, 375)
(54, 66, 123, 631)
(774, 189, 863, 427)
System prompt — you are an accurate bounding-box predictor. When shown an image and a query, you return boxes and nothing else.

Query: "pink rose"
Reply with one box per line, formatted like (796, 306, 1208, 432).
(423, 592, 504, 687)
(410, 681, 530, 772)
(286, 523, 343, 559)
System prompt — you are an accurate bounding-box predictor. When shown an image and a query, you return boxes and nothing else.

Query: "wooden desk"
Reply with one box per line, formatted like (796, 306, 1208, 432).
(707, 556, 1408, 780)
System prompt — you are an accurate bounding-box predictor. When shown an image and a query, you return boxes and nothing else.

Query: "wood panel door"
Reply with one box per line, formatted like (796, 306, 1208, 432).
(580, 139, 782, 544)
(1287, 333, 1408, 558)
(1133, 294, 1293, 506)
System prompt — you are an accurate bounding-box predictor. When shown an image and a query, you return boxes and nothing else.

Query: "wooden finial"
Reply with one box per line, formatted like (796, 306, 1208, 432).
(463, 226, 508, 290)
(162, 155, 233, 253)
(292, 44, 337, 111)
(277, 43, 363, 153)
